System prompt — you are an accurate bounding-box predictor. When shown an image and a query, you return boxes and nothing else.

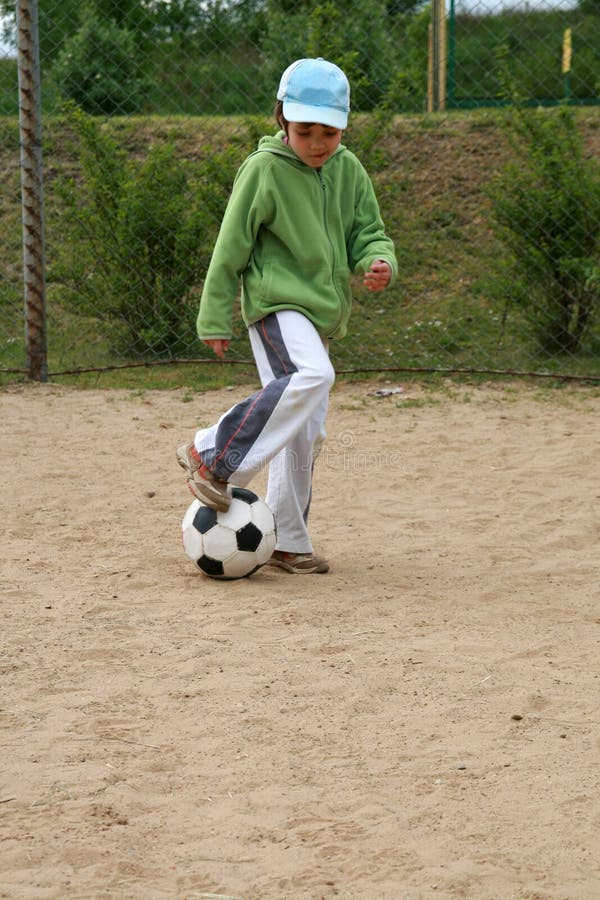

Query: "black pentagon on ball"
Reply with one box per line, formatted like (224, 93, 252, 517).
(236, 521, 263, 553)
(231, 487, 259, 504)
(196, 555, 225, 577)
(192, 506, 218, 534)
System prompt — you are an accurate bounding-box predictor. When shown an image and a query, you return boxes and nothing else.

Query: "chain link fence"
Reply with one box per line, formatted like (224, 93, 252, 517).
(1, 0, 599, 384)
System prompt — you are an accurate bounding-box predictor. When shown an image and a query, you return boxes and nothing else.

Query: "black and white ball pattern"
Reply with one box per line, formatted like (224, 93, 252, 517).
(181, 487, 276, 579)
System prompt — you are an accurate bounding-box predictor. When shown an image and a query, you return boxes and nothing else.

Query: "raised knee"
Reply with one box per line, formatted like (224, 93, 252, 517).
(321, 360, 335, 391)
(297, 360, 334, 393)
(314, 359, 335, 391)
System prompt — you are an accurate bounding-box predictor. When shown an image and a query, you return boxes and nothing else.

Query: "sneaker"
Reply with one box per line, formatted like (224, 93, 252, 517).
(266, 550, 329, 574)
(176, 443, 231, 512)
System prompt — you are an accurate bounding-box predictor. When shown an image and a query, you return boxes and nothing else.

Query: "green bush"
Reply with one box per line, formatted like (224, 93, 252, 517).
(260, 0, 400, 112)
(55, 106, 244, 357)
(450, 9, 600, 107)
(52, 5, 148, 115)
(488, 103, 600, 354)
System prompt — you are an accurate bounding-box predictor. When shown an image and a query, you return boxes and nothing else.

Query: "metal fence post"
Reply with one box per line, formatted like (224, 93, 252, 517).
(447, 0, 456, 108)
(17, 0, 47, 382)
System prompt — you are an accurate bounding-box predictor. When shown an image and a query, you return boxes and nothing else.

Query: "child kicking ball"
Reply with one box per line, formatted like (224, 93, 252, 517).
(178, 57, 397, 574)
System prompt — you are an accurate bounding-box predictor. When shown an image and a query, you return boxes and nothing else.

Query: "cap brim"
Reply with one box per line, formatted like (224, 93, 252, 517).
(282, 100, 348, 130)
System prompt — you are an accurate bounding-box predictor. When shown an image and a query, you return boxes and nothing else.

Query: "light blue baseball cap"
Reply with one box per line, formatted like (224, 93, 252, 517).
(277, 58, 350, 130)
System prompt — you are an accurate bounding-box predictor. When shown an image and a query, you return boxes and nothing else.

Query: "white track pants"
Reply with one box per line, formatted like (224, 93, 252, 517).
(194, 311, 334, 553)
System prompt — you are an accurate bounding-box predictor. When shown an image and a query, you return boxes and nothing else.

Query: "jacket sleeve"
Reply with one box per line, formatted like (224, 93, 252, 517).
(347, 163, 398, 281)
(196, 156, 268, 340)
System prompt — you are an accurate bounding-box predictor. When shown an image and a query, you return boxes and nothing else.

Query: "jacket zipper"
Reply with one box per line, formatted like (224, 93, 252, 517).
(316, 169, 345, 337)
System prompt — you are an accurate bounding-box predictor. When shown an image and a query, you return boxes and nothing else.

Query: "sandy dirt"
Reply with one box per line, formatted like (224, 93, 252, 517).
(1, 378, 599, 900)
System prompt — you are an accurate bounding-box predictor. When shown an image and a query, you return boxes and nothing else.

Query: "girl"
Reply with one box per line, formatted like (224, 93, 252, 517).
(178, 58, 397, 574)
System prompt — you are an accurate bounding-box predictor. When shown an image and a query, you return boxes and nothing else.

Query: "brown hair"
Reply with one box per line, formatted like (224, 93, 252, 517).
(274, 99, 288, 134)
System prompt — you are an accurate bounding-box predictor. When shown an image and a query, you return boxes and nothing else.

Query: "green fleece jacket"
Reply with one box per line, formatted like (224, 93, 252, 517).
(197, 131, 397, 341)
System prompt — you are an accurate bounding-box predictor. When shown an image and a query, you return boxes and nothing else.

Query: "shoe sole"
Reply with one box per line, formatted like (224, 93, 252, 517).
(266, 558, 329, 574)
(176, 445, 231, 512)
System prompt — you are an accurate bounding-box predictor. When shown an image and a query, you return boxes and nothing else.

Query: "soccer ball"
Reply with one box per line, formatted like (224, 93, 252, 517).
(181, 487, 277, 580)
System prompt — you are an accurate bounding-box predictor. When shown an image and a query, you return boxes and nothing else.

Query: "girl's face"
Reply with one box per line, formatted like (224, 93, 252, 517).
(286, 121, 343, 168)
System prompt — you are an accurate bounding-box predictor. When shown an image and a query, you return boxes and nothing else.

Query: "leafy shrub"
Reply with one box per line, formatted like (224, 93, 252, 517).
(55, 105, 244, 357)
(260, 0, 399, 112)
(52, 5, 148, 115)
(488, 104, 600, 354)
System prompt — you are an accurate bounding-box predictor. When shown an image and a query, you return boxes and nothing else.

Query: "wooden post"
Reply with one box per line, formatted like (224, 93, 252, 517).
(428, 0, 447, 112)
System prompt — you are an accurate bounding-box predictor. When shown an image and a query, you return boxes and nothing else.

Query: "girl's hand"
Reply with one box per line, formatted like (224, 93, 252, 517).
(203, 338, 230, 359)
(363, 259, 392, 292)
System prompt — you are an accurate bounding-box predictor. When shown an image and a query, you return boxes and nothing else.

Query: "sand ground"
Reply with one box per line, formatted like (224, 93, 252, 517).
(1, 379, 599, 900)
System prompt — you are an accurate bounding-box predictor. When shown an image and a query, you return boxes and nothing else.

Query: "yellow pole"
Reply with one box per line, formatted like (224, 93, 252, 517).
(562, 27, 572, 101)
(562, 27, 572, 75)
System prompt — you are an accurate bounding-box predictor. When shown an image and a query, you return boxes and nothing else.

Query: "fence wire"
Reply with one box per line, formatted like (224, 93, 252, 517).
(1, 0, 599, 384)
